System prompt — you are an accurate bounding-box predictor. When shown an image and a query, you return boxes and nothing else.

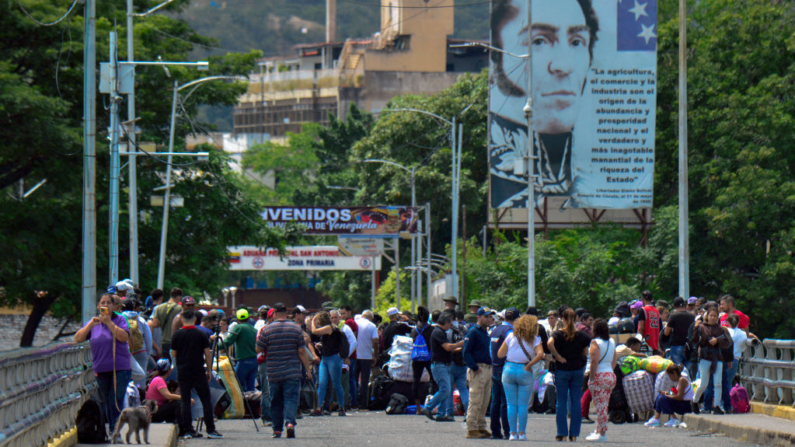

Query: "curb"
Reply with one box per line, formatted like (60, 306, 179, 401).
(164, 424, 178, 447)
(682, 414, 795, 446)
(752, 402, 795, 422)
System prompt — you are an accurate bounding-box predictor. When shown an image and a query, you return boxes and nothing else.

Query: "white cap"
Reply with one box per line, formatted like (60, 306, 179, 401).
(387, 307, 399, 316)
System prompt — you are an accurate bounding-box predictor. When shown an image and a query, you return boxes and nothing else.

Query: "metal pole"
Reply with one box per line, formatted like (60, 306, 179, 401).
(395, 239, 400, 311)
(457, 123, 463, 301)
(108, 32, 120, 286)
(417, 218, 423, 310)
(426, 202, 432, 308)
(678, 0, 689, 299)
(525, 0, 536, 307)
(127, 0, 139, 285)
(450, 116, 457, 300)
(410, 166, 416, 312)
(371, 255, 376, 310)
(157, 81, 178, 289)
(461, 204, 466, 309)
(82, 0, 97, 324)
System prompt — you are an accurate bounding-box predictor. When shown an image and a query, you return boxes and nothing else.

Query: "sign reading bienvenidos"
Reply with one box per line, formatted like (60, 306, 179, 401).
(261, 206, 419, 235)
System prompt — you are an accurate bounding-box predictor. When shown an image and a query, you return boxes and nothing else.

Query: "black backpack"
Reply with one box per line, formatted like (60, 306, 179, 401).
(386, 393, 409, 415)
(76, 398, 108, 444)
(369, 375, 394, 410)
(336, 327, 351, 359)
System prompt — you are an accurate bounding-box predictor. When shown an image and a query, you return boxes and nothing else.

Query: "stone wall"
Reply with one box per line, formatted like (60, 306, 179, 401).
(0, 315, 82, 352)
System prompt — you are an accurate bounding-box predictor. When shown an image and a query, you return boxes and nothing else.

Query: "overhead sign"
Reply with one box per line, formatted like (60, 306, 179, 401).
(488, 0, 657, 209)
(227, 246, 382, 271)
(261, 206, 419, 235)
(338, 237, 384, 256)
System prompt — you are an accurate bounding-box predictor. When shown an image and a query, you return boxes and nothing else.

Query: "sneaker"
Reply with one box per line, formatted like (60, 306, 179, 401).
(180, 432, 192, 440)
(262, 420, 273, 427)
(207, 431, 224, 439)
(322, 409, 331, 415)
(509, 433, 518, 441)
(338, 410, 347, 417)
(189, 430, 204, 438)
(517, 433, 528, 441)
(420, 407, 435, 421)
(585, 433, 606, 442)
(436, 414, 455, 422)
(664, 418, 680, 427)
(644, 417, 661, 427)
(272, 431, 282, 438)
(309, 409, 323, 417)
(712, 407, 725, 415)
(286, 423, 295, 439)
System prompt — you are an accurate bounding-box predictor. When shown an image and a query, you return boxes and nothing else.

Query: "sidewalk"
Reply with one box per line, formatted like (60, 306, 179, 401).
(683, 412, 795, 446)
(76, 422, 177, 447)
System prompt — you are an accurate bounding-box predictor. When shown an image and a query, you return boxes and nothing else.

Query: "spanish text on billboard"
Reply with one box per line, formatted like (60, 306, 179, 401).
(261, 206, 419, 235)
(489, 0, 657, 209)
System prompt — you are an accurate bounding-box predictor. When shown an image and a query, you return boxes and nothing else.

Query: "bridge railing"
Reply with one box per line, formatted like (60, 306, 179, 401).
(0, 341, 95, 447)
(739, 338, 795, 407)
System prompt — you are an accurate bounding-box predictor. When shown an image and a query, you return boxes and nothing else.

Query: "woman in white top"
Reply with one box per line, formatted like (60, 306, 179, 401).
(497, 315, 544, 441)
(585, 319, 617, 442)
(645, 363, 694, 427)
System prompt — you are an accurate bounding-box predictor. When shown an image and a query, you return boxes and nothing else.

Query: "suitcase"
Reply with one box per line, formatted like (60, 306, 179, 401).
(622, 370, 655, 416)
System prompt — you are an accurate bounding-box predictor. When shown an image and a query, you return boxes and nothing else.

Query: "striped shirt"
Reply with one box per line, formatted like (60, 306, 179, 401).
(256, 319, 306, 382)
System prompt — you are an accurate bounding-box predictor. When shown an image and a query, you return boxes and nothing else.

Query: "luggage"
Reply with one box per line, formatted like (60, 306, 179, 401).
(215, 356, 245, 418)
(618, 356, 642, 376)
(76, 398, 108, 444)
(730, 384, 750, 414)
(300, 380, 318, 412)
(622, 370, 655, 416)
(639, 356, 673, 374)
(388, 335, 430, 382)
(243, 390, 262, 418)
(369, 375, 395, 410)
(386, 393, 409, 414)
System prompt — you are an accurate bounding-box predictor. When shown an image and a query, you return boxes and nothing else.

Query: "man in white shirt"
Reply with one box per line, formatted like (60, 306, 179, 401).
(354, 310, 380, 409)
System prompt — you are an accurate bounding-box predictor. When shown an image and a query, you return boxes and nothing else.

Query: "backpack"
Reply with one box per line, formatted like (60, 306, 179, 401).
(450, 324, 467, 366)
(76, 398, 108, 444)
(730, 383, 750, 414)
(386, 393, 409, 415)
(336, 328, 351, 359)
(411, 326, 432, 362)
(127, 316, 144, 353)
(369, 375, 394, 410)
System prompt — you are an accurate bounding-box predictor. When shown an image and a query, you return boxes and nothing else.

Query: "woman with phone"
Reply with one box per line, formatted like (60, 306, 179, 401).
(75, 293, 132, 432)
(644, 363, 694, 427)
(691, 305, 732, 415)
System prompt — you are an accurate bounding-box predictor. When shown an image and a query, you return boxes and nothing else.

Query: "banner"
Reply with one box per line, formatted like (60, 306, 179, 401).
(489, 0, 657, 209)
(261, 206, 419, 235)
(227, 246, 382, 271)
(338, 237, 384, 256)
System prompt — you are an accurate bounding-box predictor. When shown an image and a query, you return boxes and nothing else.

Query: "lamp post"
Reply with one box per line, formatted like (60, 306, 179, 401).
(156, 76, 238, 289)
(363, 159, 415, 310)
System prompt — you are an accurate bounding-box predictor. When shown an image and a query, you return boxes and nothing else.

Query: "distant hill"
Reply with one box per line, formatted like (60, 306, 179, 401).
(177, 0, 490, 57)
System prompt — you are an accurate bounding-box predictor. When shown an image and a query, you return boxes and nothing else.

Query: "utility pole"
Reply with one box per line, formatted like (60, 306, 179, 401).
(426, 201, 432, 308)
(525, 0, 536, 307)
(450, 116, 457, 300)
(410, 166, 416, 313)
(678, 0, 689, 299)
(127, 0, 139, 285)
(157, 80, 179, 290)
(461, 204, 467, 309)
(82, 0, 97, 324)
(108, 32, 121, 286)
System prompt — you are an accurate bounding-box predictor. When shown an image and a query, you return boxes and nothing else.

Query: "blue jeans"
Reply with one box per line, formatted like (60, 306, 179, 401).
(235, 357, 258, 392)
(449, 364, 469, 416)
(722, 359, 738, 411)
(490, 372, 509, 438)
(502, 362, 534, 434)
(554, 368, 584, 438)
(95, 369, 132, 431)
(425, 363, 452, 416)
(317, 354, 345, 410)
(270, 378, 300, 432)
(694, 359, 723, 411)
(349, 361, 359, 407)
(257, 362, 272, 422)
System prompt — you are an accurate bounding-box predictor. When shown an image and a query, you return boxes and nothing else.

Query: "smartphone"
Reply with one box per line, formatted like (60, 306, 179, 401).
(100, 307, 108, 317)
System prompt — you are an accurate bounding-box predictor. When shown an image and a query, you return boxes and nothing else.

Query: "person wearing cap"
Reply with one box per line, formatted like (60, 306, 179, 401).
(212, 308, 258, 392)
(630, 300, 643, 332)
(121, 297, 153, 388)
(419, 312, 465, 422)
(443, 296, 458, 311)
(464, 300, 482, 325)
(146, 359, 184, 424)
(686, 297, 698, 314)
(664, 297, 696, 370)
(636, 290, 662, 355)
(255, 305, 271, 332)
(292, 305, 307, 330)
(170, 295, 197, 337)
(462, 307, 495, 439)
(149, 287, 183, 359)
(489, 307, 518, 439)
(382, 307, 411, 354)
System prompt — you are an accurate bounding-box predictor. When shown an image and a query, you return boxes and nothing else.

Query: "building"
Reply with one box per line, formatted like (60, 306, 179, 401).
(233, 0, 487, 142)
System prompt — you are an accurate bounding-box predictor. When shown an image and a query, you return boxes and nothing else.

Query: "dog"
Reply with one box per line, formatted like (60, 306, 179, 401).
(110, 399, 158, 444)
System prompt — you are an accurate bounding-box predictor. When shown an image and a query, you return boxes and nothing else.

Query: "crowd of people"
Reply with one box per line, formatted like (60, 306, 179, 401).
(76, 280, 758, 442)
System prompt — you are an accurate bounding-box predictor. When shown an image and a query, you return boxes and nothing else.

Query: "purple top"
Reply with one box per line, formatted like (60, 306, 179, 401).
(85, 313, 132, 373)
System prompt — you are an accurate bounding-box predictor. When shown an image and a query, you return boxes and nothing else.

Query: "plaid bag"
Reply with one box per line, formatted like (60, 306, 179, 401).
(623, 370, 654, 415)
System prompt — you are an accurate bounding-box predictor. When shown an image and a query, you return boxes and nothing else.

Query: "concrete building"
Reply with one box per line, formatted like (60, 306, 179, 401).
(233, 0, 487, 142)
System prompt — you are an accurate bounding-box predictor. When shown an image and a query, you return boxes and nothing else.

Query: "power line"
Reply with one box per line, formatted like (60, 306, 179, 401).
(16, 0, 80, 27)
(339, 0, 489, 8)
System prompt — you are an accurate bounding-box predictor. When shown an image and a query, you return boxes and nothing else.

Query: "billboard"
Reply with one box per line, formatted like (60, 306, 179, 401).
(262, 206, 419, 236)
(489, 0, 657, 210)
(338, 237, 384, 256)
(227, 246, 382, 271)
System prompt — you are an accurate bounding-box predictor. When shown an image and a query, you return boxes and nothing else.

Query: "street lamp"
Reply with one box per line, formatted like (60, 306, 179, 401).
(363, 159, 415, 311)
(156, 76, 239, 289)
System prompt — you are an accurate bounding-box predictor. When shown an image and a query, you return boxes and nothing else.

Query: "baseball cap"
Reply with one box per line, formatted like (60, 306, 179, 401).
(181, 296, 196, 305)
(630, 301, 643, 310)
(272, 302, 287, 313)
(673, 296, 686, 308)
(121, 297, 137, 311)
(236, 309, 249, 320)
(258, 305, 270, 314)
(267, 308, 275, 318)
(387, 307, 399, 316)
(294, 305, 306, 313)
(321, 301, 335, 311)
(106, 285, 117, 294)
(687, 296, 698, 304)
(156, 359, 171, 372)
(505, 306, 521, 320)
(477, 307, 496, 316)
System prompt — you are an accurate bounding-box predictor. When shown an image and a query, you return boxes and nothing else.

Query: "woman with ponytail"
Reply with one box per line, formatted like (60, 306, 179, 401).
(547, 308, 591, 442)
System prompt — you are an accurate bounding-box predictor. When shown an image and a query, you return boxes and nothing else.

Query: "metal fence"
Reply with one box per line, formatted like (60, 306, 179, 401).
(739, 339, 795, 407)
(0, 342, 95, 447)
